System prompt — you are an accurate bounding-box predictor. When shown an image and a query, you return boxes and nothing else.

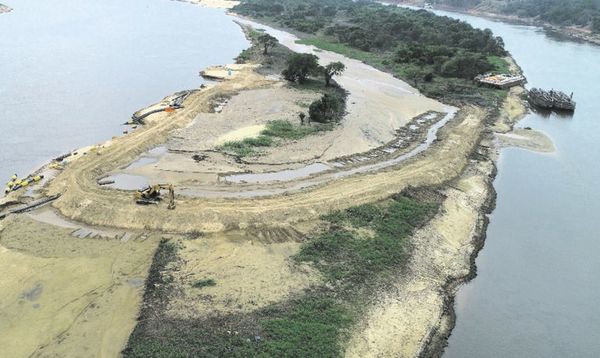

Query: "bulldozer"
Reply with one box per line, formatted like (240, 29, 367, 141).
(134, 184, 175, 210)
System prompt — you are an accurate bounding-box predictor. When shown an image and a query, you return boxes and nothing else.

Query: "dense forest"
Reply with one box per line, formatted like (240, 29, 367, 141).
(428, 0, 600, 32)
(234, 0, 510, 105)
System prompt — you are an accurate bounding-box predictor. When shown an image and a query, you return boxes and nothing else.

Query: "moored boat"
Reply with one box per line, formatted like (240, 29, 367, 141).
(528, 88, 576, 111)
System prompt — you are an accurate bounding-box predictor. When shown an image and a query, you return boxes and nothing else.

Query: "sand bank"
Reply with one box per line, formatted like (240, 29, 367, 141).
(183, 0, 240, 9)
(346, 152, 495, 357)
(0, 6, 529, 357)
(0, 216, 158, 357)
(0, 4, 11, 14)
(165, 232, 318, 318)
(344, 81, 529, 357)
(497, 128, 555, 153)
(200, 63, 259, 80)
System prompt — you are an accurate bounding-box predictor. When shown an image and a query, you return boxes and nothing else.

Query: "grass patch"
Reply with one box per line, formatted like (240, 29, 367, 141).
(218, 135, 275, 157)
(262, 120, 333, 140)
(296, 37, 383, 65)
(124, 193, 441, 357)
(487, 55, 511, 73)
(192, 278, 217, 289)
(297, 196, 438, 289)
(218, 120, 335, 157)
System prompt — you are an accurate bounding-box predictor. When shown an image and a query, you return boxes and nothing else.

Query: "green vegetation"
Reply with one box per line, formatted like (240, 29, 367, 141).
(282, 53, 320, 83)
(257, 33, 279, 54)
(298, 196, 438, 291)
(296, 38, 382, 64)
(502, 0, 600, 30)
(124, 193, 441, 357)
(323, 61, 346, 86)
(487, 55, 510, 73)
(309, 92, 345, 123)
(218, 120, 335, 157)
(432, 0, 600, 33)
(261, 119, 333, 139)
(234, 0, 511, 105)
(219, 135, 274, 157)
(192, 278, 217, 289)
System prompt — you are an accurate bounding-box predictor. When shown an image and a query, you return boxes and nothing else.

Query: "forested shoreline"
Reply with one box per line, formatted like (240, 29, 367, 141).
(413, 0, 600, 33)
(234, 0, 511, 105)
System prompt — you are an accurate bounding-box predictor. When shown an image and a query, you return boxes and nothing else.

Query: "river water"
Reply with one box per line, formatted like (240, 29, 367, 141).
(3, 2, 599, 356)
(0, 0, 248, 183)
(414, 9, 600, 358)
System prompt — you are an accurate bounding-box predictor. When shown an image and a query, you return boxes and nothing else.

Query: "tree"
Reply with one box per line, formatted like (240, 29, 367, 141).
(593, 16, 600, 34)
(404, 66, 428, 87)
(282, 53, 320, 84)
(309, 93, 344, 123)
(257, 33, 278, 55)
(322, 62, 346, 86)
(439, 52, 493, 79)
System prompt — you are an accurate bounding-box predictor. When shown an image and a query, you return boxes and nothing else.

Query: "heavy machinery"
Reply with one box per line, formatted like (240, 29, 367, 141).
(134, 184, 175, 210)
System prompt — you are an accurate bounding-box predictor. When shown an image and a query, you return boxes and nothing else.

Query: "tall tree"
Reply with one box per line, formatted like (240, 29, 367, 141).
(322, 62, 346, 86)
(282, 53, 320, 84)
(257, 33, 278, 55)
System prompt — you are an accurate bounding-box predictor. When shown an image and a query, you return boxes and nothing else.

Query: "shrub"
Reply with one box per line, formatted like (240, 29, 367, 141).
(192, 279, 217, 289)
(282, 53, 320, 83)
(308, 93, 344, 123)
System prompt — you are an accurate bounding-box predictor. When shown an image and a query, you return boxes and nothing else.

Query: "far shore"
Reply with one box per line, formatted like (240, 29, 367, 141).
(386, 0, 600, 46)
(0, 3, 12, 14)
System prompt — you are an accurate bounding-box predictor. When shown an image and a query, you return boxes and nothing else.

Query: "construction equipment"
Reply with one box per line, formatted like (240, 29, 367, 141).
(134, 184, 175, 210)
(5, 174, 44, 195)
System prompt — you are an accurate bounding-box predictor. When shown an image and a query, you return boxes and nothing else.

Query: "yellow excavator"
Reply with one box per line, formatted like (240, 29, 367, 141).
(134, 184, 175, 210)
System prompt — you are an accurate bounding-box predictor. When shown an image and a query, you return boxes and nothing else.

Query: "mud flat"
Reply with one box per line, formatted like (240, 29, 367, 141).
(497, 128, 555, 153)
(0, 215, 159, 357)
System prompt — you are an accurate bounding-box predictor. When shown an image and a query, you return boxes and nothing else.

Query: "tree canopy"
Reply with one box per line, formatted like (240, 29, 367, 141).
(235, 0, 506, 81)
(322, 62, 346, 86)
(429, 0, 600, 31)
(282, 53, 320, 83)
(257, 33, 278, 54)
(309, 93, 345, 123)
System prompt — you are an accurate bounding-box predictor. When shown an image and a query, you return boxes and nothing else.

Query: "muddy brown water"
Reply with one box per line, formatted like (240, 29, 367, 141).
(404, 7, 600, 358)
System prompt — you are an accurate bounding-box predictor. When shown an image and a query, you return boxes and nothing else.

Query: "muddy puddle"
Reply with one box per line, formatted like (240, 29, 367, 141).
(223, 163, 331, 184)
(104, 174, 149, 190)
(178, 110, 456, 198)
(100, 108, 454, 198)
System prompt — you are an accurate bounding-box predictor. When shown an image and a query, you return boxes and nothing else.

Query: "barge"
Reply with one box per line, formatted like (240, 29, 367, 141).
(528, 88, 576, 111)
(475, 73, 526, 89)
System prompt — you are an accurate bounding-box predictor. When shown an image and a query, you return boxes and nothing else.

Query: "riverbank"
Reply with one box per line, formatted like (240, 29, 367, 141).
(0, 2, 535, 357)
(387, 0, 600, 47)
(0, 3, 11, 13)
(445, 7, 600, 46)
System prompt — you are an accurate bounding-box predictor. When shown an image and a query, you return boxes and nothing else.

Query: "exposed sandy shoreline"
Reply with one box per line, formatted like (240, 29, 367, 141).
(0, 3, 12, 14)
(0, 2, 535, 357)
(176, 0, 239, 9)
